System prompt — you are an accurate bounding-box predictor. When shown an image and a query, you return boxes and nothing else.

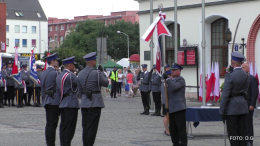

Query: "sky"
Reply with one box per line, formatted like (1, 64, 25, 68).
(39, 0, 139, 19)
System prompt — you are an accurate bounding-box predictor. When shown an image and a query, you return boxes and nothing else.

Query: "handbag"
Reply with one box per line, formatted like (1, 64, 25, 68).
(125, 84, 129, 91)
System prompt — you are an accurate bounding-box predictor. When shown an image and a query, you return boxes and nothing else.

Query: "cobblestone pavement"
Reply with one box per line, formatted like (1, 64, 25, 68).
(0, 93, 260, 146)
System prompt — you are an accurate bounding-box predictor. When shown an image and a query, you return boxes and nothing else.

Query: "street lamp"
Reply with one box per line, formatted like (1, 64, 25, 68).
(117, 31, 129, 59)
(41, 40, 47, 52)
(240, 38, 246, 55)
(225, 28, 232, 43)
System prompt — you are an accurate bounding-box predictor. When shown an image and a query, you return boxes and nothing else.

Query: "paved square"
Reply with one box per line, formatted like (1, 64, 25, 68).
(0, 94, 259, 146)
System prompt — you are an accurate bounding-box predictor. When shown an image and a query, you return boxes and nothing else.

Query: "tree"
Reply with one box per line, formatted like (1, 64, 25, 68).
(42, 19, 140, 65)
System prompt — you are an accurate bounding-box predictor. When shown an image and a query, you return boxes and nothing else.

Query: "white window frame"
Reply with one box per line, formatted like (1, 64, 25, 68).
(60, 36, 64, 42)
(22, 39, 27, 47)
(60, 25, 64, 30)
(32, 26, 36, 33)
(15, 25, 20, 33)
(22, 26, 27, 33)
(6, 38, 9, 46)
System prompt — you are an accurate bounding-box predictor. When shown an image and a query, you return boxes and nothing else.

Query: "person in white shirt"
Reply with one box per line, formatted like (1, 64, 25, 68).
(117, 69, 123, 97)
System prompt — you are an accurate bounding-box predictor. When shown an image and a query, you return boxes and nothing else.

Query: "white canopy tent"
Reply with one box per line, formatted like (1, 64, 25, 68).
(116, 58, 129, 68)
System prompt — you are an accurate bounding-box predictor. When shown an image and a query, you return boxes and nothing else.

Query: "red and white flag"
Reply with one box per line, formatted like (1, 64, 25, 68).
(44, 53, 51, 71)
(209, 62, 215, 101)
(214, 62, 220, 102)
(199, 62, 203, 101)
(254, 62, 260, 102)
(249, 62, 254, 76)
(12, 47, 19, 75)
(206, 63, 212, 102)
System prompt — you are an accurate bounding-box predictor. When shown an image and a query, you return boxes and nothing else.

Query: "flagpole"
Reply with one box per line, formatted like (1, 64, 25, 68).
(174, 0, 178, 63)
(33, 83, 36, 107)
(202, 0, 206, 106)
(16, 89, 18, 106)
(149, 0, 154, 112)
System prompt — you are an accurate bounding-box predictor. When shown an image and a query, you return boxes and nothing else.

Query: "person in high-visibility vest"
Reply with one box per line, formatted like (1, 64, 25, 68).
(109, 66, 118, 98)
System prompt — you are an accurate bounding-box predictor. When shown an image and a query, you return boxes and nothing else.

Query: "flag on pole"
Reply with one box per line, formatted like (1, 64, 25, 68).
(29, 49, 38, 85)
(199, 62, 203, 101)
(214, 62, 220, 102)
(249, 62, 254, 76)
(254, 61, 260, 102)
(44, 53, 51, 70)
(12, 47, 22, 85)
(210, 62, 215, 101)
(206, 63, 212, 102)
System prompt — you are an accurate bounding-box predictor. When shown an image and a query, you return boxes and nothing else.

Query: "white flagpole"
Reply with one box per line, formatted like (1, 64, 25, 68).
(174, 0, 178, 63)
(202, 0, 206, 106)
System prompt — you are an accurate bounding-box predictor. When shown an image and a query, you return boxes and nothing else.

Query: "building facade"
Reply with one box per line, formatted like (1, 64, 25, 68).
(0, 2, 6, 52)
(137, 0, 260, 97)
(48, 11, 139, 50)
(5, 0, 47, 59)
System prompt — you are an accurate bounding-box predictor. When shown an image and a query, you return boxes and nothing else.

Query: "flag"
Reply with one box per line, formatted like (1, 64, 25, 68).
(199, 62, 203, 101)
(254, 61, 260, 103)
(156, 37, 161, 73)
(206, 63, 212, 102)
(141, 17, 161, 42)
(214, 62, 220, 102)
(249, 62, 254, 76)
(44, 53, 51, 70)
(12, 47, 22, 85)
(29, 49, 38, 85)
(210, 62, 215, 101)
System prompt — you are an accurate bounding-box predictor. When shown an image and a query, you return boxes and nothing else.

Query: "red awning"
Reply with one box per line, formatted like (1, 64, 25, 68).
(129, 54, 140, 62)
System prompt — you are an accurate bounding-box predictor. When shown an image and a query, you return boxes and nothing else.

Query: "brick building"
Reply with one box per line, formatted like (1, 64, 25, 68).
(0, 2, 6, 52)
(48, 11, 139, 50)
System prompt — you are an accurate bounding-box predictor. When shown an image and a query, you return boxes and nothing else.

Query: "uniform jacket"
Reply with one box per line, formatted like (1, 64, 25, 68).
(150, 72, 161, 92)
(78, 66, 109, 108)
(247, 75, 258, 108)
(161, 81, 166, 105)
(56, 69, 79, 108)
(0, 71, 5, 88)
(35, 71, 42, 88)
(219, 68, 250, 115)
(21, 70, 33, 87)
(166, 76, 186, 113)
(41, 66, 60, 106)
(3, 67, 15, 86)
(137, 71, 151, 92)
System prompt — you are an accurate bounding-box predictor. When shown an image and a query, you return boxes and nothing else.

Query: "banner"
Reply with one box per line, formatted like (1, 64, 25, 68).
(29, 50, 38, 85)
(12, 47, 22, 85)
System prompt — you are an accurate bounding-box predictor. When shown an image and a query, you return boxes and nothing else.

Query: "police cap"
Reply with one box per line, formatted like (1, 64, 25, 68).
(231, 52, 245, 62)
(46, 52, 60, 61)
(171, 63, 183, 70)
(62, 56, 77, 65)
(83, 52, 97, 61)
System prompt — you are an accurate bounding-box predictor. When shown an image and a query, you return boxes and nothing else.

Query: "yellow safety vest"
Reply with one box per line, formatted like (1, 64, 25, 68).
(110, 71, 118, 81)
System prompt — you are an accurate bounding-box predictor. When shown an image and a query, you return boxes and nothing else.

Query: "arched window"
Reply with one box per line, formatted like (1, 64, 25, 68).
(165, 23, 180, 65)
(211, 18, 228, 77)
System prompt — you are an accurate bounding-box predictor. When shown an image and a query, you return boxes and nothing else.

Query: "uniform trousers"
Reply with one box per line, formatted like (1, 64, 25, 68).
(0, 87, 4, 105)
(246, 109, 254, 144)
(17, 88, 24, 105)
(7, 86, 14, 104)
(169, 109, 187, 146)
(35, 87, 41, 105)
(141, 91, 150, 109)
(4, 90, 7, 104)
(26, 86, 33, 104)
(60, 108, 78, 146)
(152, 92, 161, 110)
(227, 114, 247, 146)
(44, 105, 59, 146)
(110, 80, 117, 98)
(81, 107, 102, 146)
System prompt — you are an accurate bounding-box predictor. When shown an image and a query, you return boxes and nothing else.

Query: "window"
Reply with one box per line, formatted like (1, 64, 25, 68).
(37, 13, 41, 18)
(109, 19, 111, 25)
(49, 37, 52, 42)
(6, 39, 9, 46)
(165, 23, 180, 65)
(22, 26, 27, 33)
(32, 39, 36, 47)
(22, 39, 27, 47)
(15, 25, 20, 33)
(49, 26, 52, 31)
(211, 18, 228, 77)
(32, 26, 36, 33)
(70, 24, 73, 28)
(144, 51, 150, 60)
(55, 36, 58, 42)
(67, 24, 69, 30)
(105, 20, 107, 26)
(6, 25, 9, 32)
(55, 25, 58, 31)
(15, 39, 19, 47)
(6, 12, 8, 16)
(60, 25, 64, 30)
(60, 36, 64, 42)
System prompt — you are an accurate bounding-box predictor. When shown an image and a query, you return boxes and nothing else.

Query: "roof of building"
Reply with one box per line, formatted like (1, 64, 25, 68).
(6, 0, 47, 21)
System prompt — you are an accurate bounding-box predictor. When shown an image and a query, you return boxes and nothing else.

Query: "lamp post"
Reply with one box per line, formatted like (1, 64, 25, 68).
(225, 28, 232, 44)
(240, 38, 246, 55)
(41, 40, 47, 52)
(117, 31, 129, 59)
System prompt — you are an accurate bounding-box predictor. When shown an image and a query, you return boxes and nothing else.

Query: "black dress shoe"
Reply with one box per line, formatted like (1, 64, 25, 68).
(114, 96, 117, 98)
(27, 103, 32, 106)
(8, 104, 10, 107)
(3, 103, 7, 105)
(20, 104, 24, 108)
(17, 105, 20, 108)
(11, 103, 15, 106)
(150, 112, 157, 116)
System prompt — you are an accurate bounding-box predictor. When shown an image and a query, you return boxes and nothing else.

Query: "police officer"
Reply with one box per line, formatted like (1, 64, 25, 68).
(137, 64, 152, 115)
(3, 61, 15, 106)
(15, 69, 27, 108)
(56, 56, 79, 146)
(163, 63, 187, 146)
(0, 65, 5, 108)
(41, 53, 60, 146)
(2, 63, 7, 106)
(241, 63, 258, 146)
(21, 64, 34, 106)
(220, 52, 249, 146)
(109, 66, 118, 98)
(78, 52, 109, 146)
(35, 65, 42, 107)
(150, 65, 162, 116)
(161, 69, 171, 136)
